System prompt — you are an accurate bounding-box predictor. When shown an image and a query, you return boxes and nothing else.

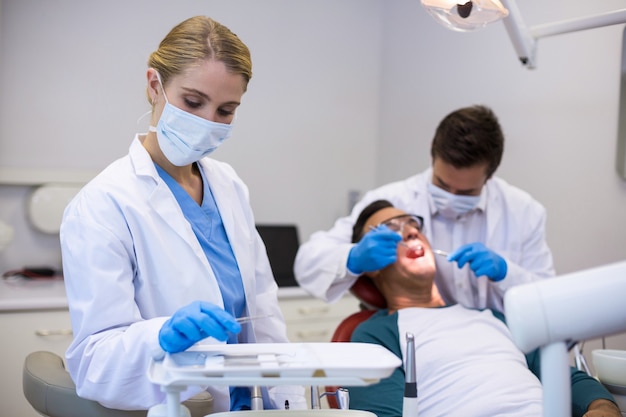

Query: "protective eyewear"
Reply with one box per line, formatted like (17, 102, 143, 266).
(378, 214, 423, 233)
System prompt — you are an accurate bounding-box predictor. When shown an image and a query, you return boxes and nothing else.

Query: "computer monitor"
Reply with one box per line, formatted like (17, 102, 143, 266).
(255, 224, 300, 288)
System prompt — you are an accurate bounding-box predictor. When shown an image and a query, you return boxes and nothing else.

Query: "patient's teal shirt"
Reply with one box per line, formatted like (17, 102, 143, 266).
(347, 306, 616, 417)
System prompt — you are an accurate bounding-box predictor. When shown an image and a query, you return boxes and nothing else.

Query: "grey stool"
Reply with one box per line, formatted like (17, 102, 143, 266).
(23, 351, 213, 417)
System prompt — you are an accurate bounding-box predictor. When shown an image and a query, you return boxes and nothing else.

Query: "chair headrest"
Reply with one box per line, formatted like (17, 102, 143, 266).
(349, 275, 387, 309)
(331, 310, 377, 342)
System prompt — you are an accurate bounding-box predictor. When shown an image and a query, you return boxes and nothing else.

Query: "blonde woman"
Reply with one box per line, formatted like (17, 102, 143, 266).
(61, 16, 305, 412)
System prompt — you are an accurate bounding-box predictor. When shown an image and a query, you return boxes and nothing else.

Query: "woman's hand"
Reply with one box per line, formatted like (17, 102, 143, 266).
(159, 301, 241, 353)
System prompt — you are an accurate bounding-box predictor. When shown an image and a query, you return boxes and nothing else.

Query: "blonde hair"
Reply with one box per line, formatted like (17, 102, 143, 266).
(147, 16, 252, 104)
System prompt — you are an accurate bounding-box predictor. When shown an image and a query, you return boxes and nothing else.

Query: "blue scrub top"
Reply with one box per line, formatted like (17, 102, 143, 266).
(156, 163, 250, 410)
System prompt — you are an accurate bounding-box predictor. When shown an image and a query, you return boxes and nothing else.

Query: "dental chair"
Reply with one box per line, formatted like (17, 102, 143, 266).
(329, 275, 385, 347)
(505, 260, 626, 417)
(324, 274, 609, 414)
(324, 276, 383, 409)
(23, 350, 214, 417)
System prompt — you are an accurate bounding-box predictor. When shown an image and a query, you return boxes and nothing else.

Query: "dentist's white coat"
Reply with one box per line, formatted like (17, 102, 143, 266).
(295, 167, 555, 311)
(60, 136, 302, 411)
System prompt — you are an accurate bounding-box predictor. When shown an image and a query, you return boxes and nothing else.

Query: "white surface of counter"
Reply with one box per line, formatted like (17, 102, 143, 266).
(0, 276, 68, 311)
(0, 278, 315, 310)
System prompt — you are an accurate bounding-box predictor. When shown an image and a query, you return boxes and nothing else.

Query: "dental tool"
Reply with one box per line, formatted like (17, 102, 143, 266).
(311, 386, 321, 409)
(320, 387, 350, 410)
(399, 241, 422, 250)
(369, 225, 422, 251)
(403, 332, 418, 417)
(236, 314, 274, 324)
(432, 249, 449, 258)
(251, 386, 263, 410)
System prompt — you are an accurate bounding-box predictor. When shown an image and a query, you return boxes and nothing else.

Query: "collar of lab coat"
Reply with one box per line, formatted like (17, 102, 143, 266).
(127, 135, 258, 315)
(128, 136, 202, 249)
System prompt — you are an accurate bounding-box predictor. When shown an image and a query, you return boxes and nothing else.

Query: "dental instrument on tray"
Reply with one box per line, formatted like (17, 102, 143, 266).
(151, 342, 401, 417)
(403, 332, 418, 417)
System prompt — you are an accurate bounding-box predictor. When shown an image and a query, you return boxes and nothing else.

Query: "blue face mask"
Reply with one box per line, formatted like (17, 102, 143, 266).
(427, 182, 481, 219)
(149, 72, 234, 166)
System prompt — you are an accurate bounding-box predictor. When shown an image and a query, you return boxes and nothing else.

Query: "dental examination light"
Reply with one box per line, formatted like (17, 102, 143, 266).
(420, 0, 508, 32)
(504, 260, 626, 417)
(421, 0, 626, 69)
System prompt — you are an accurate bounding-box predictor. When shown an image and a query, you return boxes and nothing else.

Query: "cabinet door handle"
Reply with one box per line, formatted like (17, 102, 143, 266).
(35, 329, 73, 336)
(297, 306, 330, 316)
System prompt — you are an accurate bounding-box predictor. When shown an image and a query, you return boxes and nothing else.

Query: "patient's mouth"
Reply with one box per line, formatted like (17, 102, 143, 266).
(404, 243, 424, 259)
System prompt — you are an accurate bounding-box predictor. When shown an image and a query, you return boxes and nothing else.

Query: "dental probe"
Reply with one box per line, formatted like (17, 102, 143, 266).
(368, 225, 420, 250)
(368, 225, 445, 256)
(236, 314, 274, 323)
(398, 241, 415, 249)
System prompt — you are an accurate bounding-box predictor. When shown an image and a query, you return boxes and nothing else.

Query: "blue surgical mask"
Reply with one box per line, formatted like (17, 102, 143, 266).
(149, 72, 234, 166)
(427, 181, 481, 219)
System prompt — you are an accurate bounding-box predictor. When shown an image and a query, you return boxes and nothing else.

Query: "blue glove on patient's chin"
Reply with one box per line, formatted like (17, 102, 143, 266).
(347, 225, 402, 275)
(159, 301, 241, 353)
(448, 242, 508, 282)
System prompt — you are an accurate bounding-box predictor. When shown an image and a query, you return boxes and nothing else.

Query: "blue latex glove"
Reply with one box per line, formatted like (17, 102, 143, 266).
(448, 242, 508, 282)
(347, 225, 402, 275)
(159, 301, 241, 353)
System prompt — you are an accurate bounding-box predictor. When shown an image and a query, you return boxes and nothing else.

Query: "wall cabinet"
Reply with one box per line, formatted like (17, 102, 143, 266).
(279, 293, 359, 343)
(0, 284, 360, 416)
(0, 308, 73, 417)
(278, 291, 360, 408)
(5, 286, 626, 417)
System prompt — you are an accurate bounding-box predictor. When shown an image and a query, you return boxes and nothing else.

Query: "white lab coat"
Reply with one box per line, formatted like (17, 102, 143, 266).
(61, 136, 304, 411)
(294, 167, 555, 311)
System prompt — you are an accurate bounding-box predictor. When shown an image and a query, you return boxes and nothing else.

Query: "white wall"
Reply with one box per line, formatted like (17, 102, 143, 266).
(0, 0, 383, 269)
(0, 0, 625, 279)
(378, 0, 626, 275)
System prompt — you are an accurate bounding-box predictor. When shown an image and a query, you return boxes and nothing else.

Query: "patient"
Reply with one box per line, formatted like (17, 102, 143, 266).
(346, 200, 620, 417)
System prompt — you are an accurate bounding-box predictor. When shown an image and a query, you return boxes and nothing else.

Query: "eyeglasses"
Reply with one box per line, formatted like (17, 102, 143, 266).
(378, 214, 424, 233)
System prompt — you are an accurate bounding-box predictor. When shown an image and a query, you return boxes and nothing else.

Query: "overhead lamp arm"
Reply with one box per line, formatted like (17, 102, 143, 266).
(530, 9, 626, 39)
(500, 0, 536, 67)
(500, 0, 626, 69)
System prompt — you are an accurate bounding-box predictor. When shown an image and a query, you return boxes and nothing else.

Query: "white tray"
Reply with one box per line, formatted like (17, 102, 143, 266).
(149, 342, 401, 387)
(210, 410, 377, 417)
